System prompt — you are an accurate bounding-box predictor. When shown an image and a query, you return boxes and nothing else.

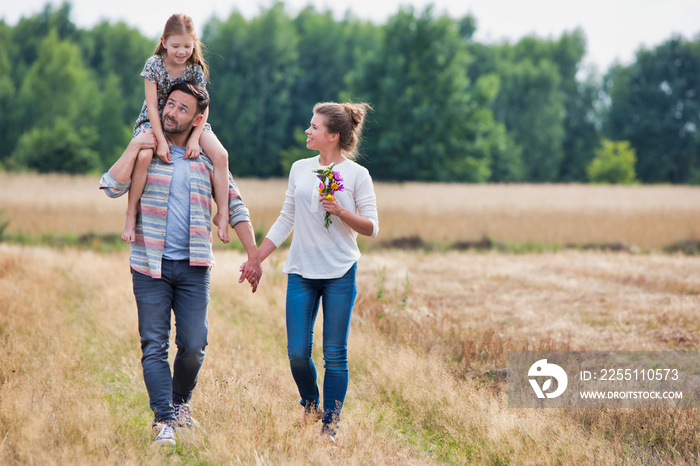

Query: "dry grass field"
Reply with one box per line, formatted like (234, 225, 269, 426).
(1, 173, 700, 464)
(2, 173, 699, 248)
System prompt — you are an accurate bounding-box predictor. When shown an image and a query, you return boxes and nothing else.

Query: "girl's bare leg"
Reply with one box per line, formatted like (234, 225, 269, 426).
(200, 132, 230, 243)
(122, 148, 153, 243)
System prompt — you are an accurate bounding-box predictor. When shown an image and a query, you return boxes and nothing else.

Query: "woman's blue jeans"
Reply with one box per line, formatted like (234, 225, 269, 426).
(131, 259, 210, 423)
(286, 263, 357, 426)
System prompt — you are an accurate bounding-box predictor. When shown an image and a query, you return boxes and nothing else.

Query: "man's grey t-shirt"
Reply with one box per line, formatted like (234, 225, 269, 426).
(163, 146, 191, 260)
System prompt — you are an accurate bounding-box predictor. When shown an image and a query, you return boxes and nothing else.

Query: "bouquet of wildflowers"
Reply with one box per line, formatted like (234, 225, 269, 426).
(313, 163, 344, 231)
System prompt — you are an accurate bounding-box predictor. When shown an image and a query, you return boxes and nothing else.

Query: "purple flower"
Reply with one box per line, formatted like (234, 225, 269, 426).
(332, 171, 343, 182)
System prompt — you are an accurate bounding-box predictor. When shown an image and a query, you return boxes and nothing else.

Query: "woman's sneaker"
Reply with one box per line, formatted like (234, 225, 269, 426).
(303, 404, 323, 424)
(321, 422, 337, 443)
(152, 422, 176, 446)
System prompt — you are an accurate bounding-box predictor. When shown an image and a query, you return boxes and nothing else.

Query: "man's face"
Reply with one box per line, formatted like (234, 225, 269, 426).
(161, 90, 200, 135)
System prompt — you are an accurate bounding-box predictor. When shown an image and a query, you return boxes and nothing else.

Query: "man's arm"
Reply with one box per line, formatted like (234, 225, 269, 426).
(100, 131, 157, 197)
(233, 221, 262, 293)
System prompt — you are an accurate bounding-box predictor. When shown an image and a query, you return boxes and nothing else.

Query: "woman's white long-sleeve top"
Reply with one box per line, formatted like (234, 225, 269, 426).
(266, 155, 379, 279)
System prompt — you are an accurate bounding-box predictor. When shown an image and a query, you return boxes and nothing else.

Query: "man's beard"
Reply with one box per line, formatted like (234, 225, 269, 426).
(162, 115, 195, 135)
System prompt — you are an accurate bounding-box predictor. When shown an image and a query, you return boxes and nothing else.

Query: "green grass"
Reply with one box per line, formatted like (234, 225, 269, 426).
(0, 231, 127, 252)
(2, 227, 698, 256)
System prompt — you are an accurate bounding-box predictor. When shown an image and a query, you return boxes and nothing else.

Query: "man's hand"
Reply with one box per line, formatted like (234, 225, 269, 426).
(233, 221, 262, 292)
(107, 130, 157, 184)
(239, 253, 263, 293)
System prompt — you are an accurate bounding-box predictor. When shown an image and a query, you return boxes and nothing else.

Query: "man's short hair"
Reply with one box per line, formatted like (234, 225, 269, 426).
(169, 81, 210, 115)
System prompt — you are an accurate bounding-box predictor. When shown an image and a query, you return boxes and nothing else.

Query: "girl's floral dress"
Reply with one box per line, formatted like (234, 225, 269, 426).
(132, 54, 212, 137)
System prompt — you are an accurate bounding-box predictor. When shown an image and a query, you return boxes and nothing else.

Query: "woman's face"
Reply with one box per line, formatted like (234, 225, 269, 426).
(161, 34, 195, 65)
(305, 113, 337, 151)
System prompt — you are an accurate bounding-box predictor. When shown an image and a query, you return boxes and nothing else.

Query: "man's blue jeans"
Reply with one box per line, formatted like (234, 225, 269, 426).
(131, 259, 210, 423)
(286, 263, 357, 426)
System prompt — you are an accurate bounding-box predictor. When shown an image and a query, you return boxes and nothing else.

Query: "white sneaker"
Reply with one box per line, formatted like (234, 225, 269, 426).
(153, 422, 176, 446)
(174, 402, 198, 428)
(321, 422, 337, 442)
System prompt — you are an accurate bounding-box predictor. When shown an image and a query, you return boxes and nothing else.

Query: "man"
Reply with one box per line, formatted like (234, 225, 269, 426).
(100, 81, 262, 446)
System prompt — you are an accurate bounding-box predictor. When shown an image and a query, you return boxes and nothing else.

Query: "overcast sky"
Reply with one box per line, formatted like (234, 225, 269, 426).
(2, 0, 699, 72)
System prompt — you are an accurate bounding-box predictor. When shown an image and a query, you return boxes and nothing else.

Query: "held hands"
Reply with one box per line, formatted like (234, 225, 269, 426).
(238, 253, 263, 293)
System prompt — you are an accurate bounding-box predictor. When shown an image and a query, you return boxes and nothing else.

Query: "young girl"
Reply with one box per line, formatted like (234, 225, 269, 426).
(123, 13, 230, 244)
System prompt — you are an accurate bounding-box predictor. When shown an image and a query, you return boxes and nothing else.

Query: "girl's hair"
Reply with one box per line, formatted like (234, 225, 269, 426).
(155, 14, 208, 80)
(313, 101, 372, 159)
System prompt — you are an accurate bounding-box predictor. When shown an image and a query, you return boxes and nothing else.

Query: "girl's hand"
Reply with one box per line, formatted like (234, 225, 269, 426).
(185, 139, 201, 160)
(155, 141, 171, 164)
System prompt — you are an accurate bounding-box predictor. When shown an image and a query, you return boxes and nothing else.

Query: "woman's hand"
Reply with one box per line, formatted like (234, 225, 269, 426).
(320, 195, 375, 236)
(321, 196, 344, 217)
(239, 253, 263, 293)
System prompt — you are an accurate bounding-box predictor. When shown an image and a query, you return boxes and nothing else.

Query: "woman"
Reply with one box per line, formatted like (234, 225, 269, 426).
(258, 101, 378, 440)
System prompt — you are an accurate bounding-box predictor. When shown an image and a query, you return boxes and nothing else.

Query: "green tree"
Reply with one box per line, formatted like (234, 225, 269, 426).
(12, 117, 100, 173)
(284, 8, 379, 171)
(348, 6, 505, 182)
(279, 130, 309, 174)
(0, 22, 16, 164)
(492, 56, 566, 181)
(82, 21, 154, 124)
(486, 120, 525, 182)
(77, 21, 152, 168)
(16, 30, 97, 129)
(92, 73, 134, 168)
(559, 74, 601, 181)
(291, 8, 370, 119)
(9, 2, 80, 84)
(469, 30, 599, 182)
(604, 36, 700, 183)
(11, 30, 101, 173)
(461, 18, 525, 182)
(586, 139, 637, 184)
(551, 31, 600, 182)
(4, 3, 83, 155)
(203, 2, 299, 177)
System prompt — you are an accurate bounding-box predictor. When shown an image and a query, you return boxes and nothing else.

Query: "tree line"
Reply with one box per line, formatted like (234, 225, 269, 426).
(1, 2, 699, 183)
